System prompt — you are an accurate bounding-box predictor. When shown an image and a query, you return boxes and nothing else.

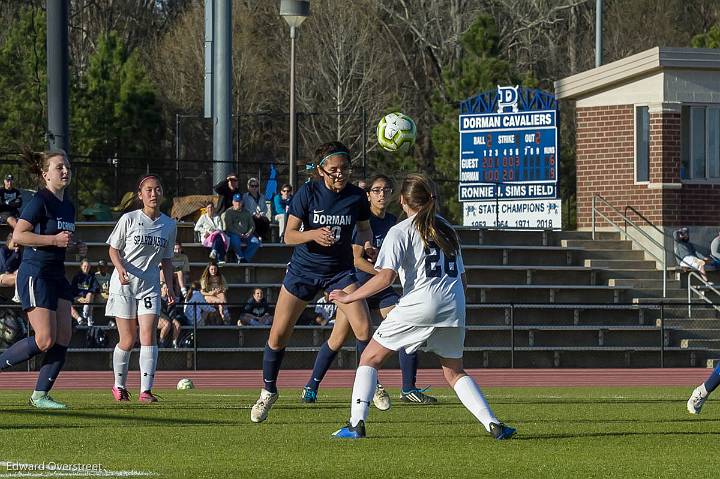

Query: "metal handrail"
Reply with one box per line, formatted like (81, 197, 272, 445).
(624, 205, 669, 241)
(592, 195, 667, 298)
(687, 271, 720, 317)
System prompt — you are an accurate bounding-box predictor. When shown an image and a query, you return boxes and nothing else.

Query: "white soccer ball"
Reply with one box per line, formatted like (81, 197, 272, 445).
(176, 378, 194, 390)
(377, 112, 416, 153)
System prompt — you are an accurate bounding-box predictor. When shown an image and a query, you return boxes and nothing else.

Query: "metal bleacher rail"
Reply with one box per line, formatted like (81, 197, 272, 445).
(687, 271, 720, 318)
(592, 194, 668, 298)
(1, 300, 717, 371)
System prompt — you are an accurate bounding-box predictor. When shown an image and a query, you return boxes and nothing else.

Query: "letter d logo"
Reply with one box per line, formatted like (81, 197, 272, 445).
(497, 85, 519, 113)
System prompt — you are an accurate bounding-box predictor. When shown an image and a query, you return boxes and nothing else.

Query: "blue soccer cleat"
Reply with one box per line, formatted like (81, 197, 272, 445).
(489, 422, 516, 440)
(300, 386, 317, 403)
(332, 420, 366, 439)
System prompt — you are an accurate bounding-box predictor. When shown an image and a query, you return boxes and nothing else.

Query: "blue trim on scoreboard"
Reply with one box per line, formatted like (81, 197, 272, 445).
(459, 88, 558, 115)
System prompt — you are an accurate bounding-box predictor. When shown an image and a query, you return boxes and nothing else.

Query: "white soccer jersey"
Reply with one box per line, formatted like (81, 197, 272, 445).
(106, 210, 177, 299)
(374, 215, 465, 327)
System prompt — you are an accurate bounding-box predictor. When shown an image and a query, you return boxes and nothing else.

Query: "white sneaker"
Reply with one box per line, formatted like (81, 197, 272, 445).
(250, 389, 279, 423)
(209, 250, 217, 260)
(373, 383, 391, 411)
(687, 386, 707, 414)
(11, 287, 20, 303)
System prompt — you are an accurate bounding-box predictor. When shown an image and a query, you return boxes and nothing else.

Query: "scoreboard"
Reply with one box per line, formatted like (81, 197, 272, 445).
(458, 110, 557, 201)
(458, 87, 561, 229)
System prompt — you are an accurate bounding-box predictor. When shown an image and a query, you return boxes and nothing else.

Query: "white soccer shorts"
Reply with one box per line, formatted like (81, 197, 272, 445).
(373, 320, 466, 359)
(105, 293, 161, 319)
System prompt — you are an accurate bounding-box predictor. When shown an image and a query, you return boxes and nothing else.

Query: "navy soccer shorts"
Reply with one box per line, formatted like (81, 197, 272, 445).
(366, 287, 400, 311)
(282, 263, 358, 302)
(17, 270, 73, 312)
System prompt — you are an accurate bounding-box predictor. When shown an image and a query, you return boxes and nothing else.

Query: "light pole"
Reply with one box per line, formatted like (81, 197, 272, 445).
(280, 0, 310, 188)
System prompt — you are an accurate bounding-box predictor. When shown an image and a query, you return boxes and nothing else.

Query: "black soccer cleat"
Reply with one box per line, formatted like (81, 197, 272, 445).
(400, 388, 438, 404)
(489, 422, 516, 440)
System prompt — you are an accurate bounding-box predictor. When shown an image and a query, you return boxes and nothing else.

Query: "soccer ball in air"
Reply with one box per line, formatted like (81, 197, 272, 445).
(377, 112, 416, 153)
(177, 378, 194, 390)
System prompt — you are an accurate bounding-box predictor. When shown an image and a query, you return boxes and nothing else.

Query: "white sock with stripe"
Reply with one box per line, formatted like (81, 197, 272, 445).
(113, 346, 131, 389)
(453, 375, 498, 432)
(350, 365, 377, 427)
(140, 345, 159, 392)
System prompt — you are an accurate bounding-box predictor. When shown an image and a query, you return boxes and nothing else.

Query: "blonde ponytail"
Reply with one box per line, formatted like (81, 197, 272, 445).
(401, 174, 459, 257)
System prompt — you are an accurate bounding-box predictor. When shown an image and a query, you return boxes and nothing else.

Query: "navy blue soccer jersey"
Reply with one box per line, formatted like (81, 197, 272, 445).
(354, 211, 397, 284)
(287, 180, 370, 275)
(19, 188, 75, 274)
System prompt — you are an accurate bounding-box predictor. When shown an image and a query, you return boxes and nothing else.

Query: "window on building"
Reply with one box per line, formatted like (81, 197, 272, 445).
(635, 106, 649, 182)
(681, 105, 720, 180)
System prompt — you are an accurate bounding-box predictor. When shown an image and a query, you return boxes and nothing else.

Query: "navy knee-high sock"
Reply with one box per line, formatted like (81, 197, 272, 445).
(305, 341, 339, 391)
(262, 343, 285, 394)
(704, 363, 720, 394)
(0, 337, 42, 370)
(35, 344, 67, 392)
(399, 348, 418, 392)
(356, 339, 370, 358)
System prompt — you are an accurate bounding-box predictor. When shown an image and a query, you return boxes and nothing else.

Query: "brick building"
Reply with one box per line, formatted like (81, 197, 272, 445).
(555, 47, 720, 258)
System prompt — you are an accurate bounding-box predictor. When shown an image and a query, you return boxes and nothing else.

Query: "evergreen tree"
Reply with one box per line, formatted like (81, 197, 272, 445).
(72, 31, 162, 208)
(0, 7, 47, 152)
(430, 15, 515, 224)
(692, 24, 720, 48)
(73, 31, 161, 161)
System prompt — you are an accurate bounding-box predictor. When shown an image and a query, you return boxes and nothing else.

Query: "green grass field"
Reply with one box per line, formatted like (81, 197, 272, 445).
(1, 386, 719, 478)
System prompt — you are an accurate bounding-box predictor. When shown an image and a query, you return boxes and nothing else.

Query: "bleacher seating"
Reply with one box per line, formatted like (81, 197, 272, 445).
(2, 222, 717, 370)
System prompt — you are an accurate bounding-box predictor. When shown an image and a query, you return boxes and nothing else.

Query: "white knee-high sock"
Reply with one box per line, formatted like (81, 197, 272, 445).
(113, 346, 132, 389)
(140, 345, 159, 392)
(350, 365, 377, 427)
(453, 375, 498, 432)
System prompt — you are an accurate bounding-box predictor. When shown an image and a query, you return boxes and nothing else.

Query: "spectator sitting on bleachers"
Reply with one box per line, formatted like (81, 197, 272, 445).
(172, 240, 190, 297)
(70, 258, 100, 326)
(213, 172, 240, 214)
(221, 194, 260, 263)
(94, 259, 111, 304)
(272, 184, 293, 242)
(238, 288, 273, 326)
(674, 227, 716, 282)
(200, 262, 231, 325)
(158, 280, 190, 348)
(314, 294, 337, 326)
(195, 200, 228, 265)
(0, 233, 21, 287)
(243, 177, 271, 242)
(184, 281, 215, 326)
(0, 174, 22, 229)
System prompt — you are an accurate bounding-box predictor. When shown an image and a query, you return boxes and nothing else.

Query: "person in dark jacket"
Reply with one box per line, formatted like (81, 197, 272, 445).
(0, 233, 21, 287)
(70, 259, 100, 326)
(0, 174, 22, 229)
(213, 172, 240, 214)
(238, 288, 273, 326)
(674, 227, 714, 282)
